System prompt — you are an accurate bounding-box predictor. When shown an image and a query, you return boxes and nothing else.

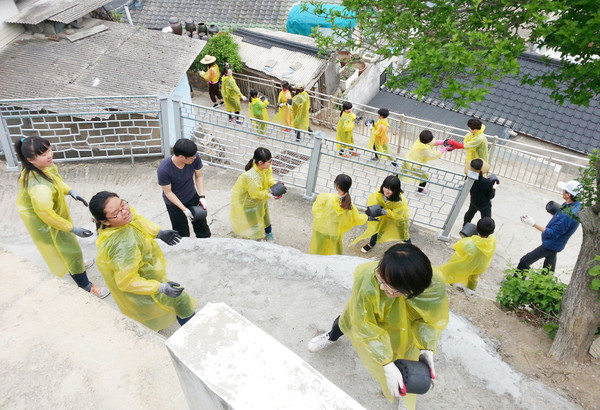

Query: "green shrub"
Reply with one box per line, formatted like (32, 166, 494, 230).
(190, 32, 243, 72)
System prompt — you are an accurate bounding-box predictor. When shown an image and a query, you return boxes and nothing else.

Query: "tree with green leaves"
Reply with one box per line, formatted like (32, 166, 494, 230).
(190, 32, 243, 73)
(307, 0, 600, 107)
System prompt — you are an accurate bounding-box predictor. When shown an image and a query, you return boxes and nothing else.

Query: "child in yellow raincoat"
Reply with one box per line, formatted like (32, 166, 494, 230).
(403, 130, 448, 194)
(15, 136, 109, 298)
(292, 83, 311, 141)
(309, 174, 367, 255)
(336, 101, 359, 158)
(368, 107, 396, 164)
(272, 81, 293, 129)
(308, 243, 449, 409)
(221, 67, 247, 123)
(462, 118, 489, 173)
(89, 191, 197, 331)
(230, 147, 278, 241)
(351, 175, 410, 253)
(438, 217, 497, 295)
(248, 90, 270, 137)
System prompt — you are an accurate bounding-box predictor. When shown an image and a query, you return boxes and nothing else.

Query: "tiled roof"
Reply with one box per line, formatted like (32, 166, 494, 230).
(0, 20, 205, 99)
(5, 0, 112, 25)
(128, 0, 298, 31)
(385, 52, 600, 154)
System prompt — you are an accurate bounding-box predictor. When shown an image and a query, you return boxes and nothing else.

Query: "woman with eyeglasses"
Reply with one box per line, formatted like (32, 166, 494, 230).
(88, 191, 197, 331)
(14, 136, 109, 298)
(307, 243, 448, 409)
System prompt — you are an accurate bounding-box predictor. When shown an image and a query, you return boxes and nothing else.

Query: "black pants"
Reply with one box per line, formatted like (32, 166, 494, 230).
(70, 271, 91, 291)
(166, 193, 211, 238)
(327, 316, 344, 341)
(228, 111, 240, 121)
(463, 203, 492, 226)
(296, 126, 313, 141)
(417, 181, 427, 193)
(208, 82, 222, 104)
(517, 244, 557, 273)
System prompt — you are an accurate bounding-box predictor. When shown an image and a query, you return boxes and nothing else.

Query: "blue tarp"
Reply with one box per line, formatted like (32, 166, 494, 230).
(286, 4, 357, 37)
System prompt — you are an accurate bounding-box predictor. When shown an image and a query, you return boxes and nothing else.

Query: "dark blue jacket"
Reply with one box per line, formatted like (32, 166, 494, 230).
(542, 201, 581, 251)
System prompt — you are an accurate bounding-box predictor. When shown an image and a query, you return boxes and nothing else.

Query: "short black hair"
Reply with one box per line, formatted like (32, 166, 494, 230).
(173, 139, 198, 157)
(467, 118, 482, 130)
(477, 217, 495, 237)
(378, 243, 432, 299)
(470, 158, 483, 171)
(378, 108, 389, 118)
(250, 90, 259, 98)
(419, 130, 434, 144)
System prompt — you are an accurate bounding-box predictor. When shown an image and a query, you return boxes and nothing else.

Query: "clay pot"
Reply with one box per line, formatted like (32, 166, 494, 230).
(338, 50, 351, 67)
(169, 17, 182, 35)
(208, 24, 219, 36)
(185, 18, 195, 34)
(351, 61, 366, 75)
(197, 23, 208, 35)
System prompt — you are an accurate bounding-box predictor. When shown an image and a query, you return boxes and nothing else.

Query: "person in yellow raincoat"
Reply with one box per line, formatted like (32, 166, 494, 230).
(462, 118, 489, 173)
(272, 81, 293, 130)
(336, 101, 359, 158)
(230, 147, 278, 241)
(309, 174, 367, 255)
(221, 67, 247, 123)
(308, 243, 449, 409)
(89, 191, 197, 331)
(198, 54, 224, 107)
(368, 108, 396, 164)
(438, 217, 497, 295)
(351, 175, 410, 253)
(15, 136, 109, 298)
(403, 130, 448, 194)
(248, 90, 270, 137)
(292, 83, 311, 141)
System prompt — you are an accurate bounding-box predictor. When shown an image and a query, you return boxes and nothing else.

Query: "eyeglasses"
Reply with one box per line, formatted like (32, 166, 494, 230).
(375, 273, 405, 296)
(106, 200, 129, 219)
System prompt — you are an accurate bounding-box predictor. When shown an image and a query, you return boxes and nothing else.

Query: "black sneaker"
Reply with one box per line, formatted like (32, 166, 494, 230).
(212, 103, 219, 108)
(361, 244, 372, 253)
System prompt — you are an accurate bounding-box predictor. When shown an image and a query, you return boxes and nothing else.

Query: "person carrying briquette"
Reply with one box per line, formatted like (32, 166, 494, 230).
(248, 90, 270, 137)
(157, 138, 211, 239)
(463, 158, 496, 226)
(309, 174, 367, 255)
(15, 136, 109, 298)
(336, 101, 359, 158)
(456, 118, 489, 174)
(221, 66, 247, 123)
(89, 191, 196, 331)
(367, 108, 397, 166)
(272, 81, 293, 130)
(292, 83, 311, 141)
(230, 147, 281, 241)
(198, 55, 224, 108)
(308, 243, 449, 410)
(438, 217, 497, 296)
(351, 175, 410, 253)
(517, 180, 582, 274)
(404, 130, 449, 194)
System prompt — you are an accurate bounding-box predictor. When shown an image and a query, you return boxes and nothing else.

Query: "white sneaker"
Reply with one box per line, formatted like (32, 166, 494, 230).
(308, 332, 336, 352)
(89, 284, 110, 299)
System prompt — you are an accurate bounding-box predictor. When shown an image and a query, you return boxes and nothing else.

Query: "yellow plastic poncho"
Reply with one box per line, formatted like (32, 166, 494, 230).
(463, 124, 489, 172)
(221, 74, 242, 113)
(402, 139, 442, 183)
(351, 192, 410, 245)
(336, 111, 356, 151)
(309, 193, 367, 255)
(292, 91, 310, 131)
(368, 118, 393, 160)
(248, 97, 270, 136)
(96, 206, 197, 331)
(16, 164, 84, 277)
(200, 64, 220, 83)
(437, 234, 497, 290)
(230, 163, 276, 239)
(339, 262, 449, 407)
(272, 89, 293, 127)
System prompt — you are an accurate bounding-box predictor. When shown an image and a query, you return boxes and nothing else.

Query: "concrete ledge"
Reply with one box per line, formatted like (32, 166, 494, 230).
(166, 302, 364, 410)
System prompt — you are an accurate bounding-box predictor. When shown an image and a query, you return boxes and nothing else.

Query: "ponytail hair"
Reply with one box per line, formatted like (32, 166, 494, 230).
(340, 101, 352, 117)
(245, 147, 272, 171)
(334, 173, 353, 210)
(14, 136, 52, 188)
(89, 191, 119, 231)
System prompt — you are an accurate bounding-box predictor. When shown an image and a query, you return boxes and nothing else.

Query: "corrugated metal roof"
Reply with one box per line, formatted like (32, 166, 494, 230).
(233, 28, 328, 89)
(5, 0, 113, 25)
(0, 20, 205, 99)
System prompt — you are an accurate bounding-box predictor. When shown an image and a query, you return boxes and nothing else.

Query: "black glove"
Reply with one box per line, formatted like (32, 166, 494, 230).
(157, 230, 182, 246)
(68, 190, 88, 207)
(158, 281, 184, 298)
(365, 119, 375, 127)
(488, 174, 500, 185)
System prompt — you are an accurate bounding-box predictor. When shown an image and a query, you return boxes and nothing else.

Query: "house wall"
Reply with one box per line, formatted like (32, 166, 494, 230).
(170, 74, 195, 145)
(0, 0, 25, 48)
(344, 59, 389, 105)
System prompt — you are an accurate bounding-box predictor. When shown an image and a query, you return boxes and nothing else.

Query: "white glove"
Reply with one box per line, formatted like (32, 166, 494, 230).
(183, 208, 194, 221)
(520, 215, 535, 227)
(241, 95, 247, 101)
(278, 102, 284, 108)
(383, 362, 405, 398)
(419, 350, 436, 379)
(199, 197, 207, 209)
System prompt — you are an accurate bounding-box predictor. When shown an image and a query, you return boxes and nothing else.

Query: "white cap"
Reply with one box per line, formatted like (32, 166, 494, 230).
(557, 180, 582, 196)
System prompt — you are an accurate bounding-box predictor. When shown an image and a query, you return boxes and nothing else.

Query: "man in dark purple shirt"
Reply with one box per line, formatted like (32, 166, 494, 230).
(157, 139, 211, 238)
